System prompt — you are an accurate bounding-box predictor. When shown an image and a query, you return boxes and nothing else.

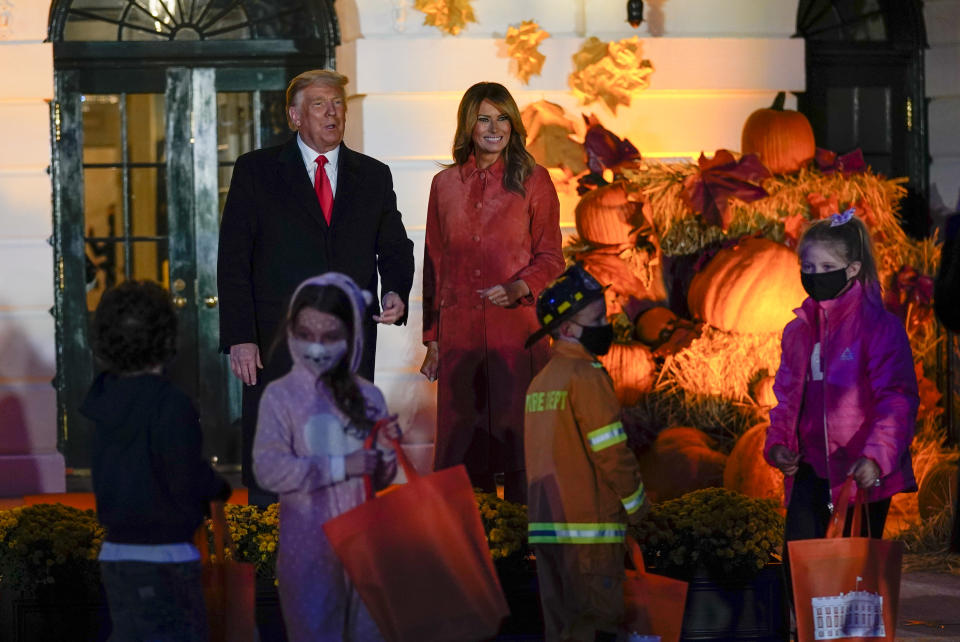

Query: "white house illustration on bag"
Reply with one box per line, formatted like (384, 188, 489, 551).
(811, 577, 885, 640)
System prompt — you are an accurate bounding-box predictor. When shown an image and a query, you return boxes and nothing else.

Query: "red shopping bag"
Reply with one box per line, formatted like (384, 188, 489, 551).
(195, 501, 256, 642)
(623, 537, 688, 642)
(788, 478, 903, 642)
(323, 421, 509, 642)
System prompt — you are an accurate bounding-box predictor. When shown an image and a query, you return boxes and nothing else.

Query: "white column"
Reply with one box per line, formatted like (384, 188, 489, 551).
(0, 0, 64, 495)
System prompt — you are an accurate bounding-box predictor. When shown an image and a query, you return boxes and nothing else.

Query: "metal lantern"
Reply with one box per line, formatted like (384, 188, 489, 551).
(627, 0, 644, 27)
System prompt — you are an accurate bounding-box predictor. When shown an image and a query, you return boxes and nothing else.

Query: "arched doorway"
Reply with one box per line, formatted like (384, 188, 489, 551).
(795, 0, 929, 237)
(49, 0, 339, 469)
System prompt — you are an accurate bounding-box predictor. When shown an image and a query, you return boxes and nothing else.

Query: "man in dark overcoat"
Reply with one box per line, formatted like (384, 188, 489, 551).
(217, 69, 415, 505)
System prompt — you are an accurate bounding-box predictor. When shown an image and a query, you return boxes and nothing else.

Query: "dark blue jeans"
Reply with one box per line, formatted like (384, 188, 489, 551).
(100, 560, 207, 642)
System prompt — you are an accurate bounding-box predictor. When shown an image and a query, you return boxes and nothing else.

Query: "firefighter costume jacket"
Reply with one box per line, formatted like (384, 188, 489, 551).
(525, 339, 646, 547)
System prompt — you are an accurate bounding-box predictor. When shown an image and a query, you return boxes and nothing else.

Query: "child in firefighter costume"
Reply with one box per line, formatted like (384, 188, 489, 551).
(524, 264, 649, 642)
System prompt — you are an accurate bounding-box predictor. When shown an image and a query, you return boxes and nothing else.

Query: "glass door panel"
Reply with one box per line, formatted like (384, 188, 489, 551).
(58, 69, 293, 470)
(81, 92, 167, 313)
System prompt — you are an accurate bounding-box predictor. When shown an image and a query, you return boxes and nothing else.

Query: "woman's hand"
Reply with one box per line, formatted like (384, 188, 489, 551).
(345, 449, 380, 478)
(478, 280, 530, 307)
(769, 444, 800, 476)
(420, 341, 439, 381)
(848, 457, 882, 489)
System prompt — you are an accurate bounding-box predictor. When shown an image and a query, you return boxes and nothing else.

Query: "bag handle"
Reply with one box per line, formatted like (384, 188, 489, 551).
(826, 477, 869, 539)
(195, 501, 237, 564)
(211, 500, 238, 562)
(362, 418, 419, 501)
(627, 536, 646, 573)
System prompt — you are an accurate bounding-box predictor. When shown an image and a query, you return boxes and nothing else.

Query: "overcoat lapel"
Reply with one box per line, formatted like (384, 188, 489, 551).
(330, 143, 360, 231)
(277, 138, 328, 230)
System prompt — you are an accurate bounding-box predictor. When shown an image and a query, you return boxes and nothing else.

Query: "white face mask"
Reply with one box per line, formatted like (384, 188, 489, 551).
(289, 337, 348, 376)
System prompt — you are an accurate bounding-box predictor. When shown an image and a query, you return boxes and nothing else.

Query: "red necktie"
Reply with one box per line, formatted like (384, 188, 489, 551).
(314, 155, 334, 225)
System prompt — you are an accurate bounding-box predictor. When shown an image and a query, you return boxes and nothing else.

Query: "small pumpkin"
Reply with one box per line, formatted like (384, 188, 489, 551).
(723, 422, 785, 512)
(574, 182, 640, 246)
(598, 341, 656, 406)
(634, 306, 677, 345)
(636, 427, 727, 503)
(741, 91, 815, 175)
(687, 237, 807, 334)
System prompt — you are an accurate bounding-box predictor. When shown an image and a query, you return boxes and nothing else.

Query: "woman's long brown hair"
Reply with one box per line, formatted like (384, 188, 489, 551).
(450, 82, 536, 196)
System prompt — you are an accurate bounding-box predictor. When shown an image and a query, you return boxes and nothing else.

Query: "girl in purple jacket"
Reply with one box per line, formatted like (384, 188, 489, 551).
(764, 210, 918, 592)
(253, 273, 401, 641)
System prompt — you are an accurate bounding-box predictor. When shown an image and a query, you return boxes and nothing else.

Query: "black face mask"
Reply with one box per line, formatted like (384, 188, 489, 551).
(800, 268, 849, 301)
(578, 323, 614, 356)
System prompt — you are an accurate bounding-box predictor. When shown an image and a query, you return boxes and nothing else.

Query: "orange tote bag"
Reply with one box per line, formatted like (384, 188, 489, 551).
(788, 478, 903, 642)
(322, 421, 509, 642)
(623, 537, 688, 642)
(196, 501, 256, 642)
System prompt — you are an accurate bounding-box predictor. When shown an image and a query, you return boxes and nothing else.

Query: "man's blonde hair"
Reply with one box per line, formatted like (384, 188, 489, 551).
(285, 69, 349, 130)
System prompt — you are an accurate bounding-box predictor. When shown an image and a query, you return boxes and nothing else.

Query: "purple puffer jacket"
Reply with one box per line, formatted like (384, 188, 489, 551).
(764, 280, 919, 507)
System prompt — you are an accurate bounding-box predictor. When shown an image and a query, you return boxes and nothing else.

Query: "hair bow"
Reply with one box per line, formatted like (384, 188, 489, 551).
(829, 207, 856, 227)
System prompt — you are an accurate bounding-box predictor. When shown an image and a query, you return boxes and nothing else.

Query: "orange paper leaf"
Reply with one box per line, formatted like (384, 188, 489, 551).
(505, 20, 549, 84)
(414, 0, 476, 36)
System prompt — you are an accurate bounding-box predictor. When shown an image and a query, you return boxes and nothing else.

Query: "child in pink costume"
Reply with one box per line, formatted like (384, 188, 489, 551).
(764, 210, 918, 600)
(253, 273, 400, 641)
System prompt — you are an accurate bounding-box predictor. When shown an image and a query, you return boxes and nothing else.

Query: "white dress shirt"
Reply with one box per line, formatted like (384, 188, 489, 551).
(297, 134, 340, 196)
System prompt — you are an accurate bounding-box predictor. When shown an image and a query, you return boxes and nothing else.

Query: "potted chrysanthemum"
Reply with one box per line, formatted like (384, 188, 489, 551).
(631, 487, 788, 641)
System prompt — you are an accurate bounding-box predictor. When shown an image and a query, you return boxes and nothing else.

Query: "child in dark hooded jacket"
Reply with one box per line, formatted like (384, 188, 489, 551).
(81, 280, 230, 641)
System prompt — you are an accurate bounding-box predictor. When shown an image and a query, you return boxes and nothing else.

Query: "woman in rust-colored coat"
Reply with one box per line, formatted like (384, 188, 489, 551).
(420, 82, 564, 503)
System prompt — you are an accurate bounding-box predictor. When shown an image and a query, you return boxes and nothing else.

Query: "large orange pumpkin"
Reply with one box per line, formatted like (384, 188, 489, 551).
(574, 182, 640, 246)
(723, 422, 785, 512)
(636, 427, 727, 503)
(687, 237, 807, 334)
(741, 91, 816, 175)
(598, 341, 656, 406)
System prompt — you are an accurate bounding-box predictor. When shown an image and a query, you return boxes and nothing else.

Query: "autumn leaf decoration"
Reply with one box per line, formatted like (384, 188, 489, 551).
(568, 36, 654, 112)
(414, 0, 476, 36)
(576, 115, 641, 194)
(814, 147, 868, 176)
(681, 150, 771, 231)
(505, 21, 549, 84)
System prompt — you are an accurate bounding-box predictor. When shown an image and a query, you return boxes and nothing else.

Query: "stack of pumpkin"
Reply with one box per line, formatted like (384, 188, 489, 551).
(568, 181, 663, 406)
(547, 93, 951, 536)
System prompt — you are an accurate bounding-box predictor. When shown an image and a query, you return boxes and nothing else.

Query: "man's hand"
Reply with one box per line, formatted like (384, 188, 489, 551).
(420, 341, 439, 382)
(848, 457, 882, 490)
(374, 292, 405, 324)
(229, 343, 262, 386)
(769, 444, 800, 476)
(478, 279, 530, 307)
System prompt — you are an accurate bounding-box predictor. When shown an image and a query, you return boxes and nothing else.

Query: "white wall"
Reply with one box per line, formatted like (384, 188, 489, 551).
(336, 0, 803, 471)
(0, 4, 64, 495)
(925, 0, 960, 217)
